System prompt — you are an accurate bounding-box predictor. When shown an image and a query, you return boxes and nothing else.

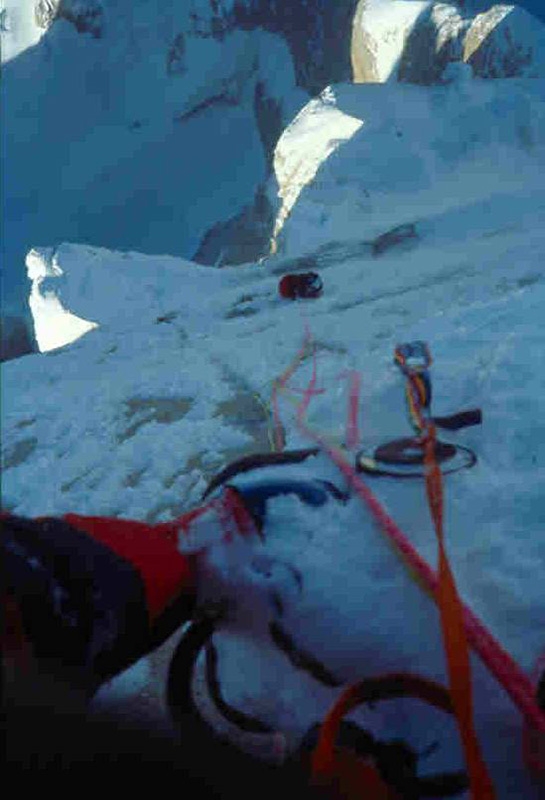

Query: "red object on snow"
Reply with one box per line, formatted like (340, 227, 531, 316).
(65, 488, 259, 622)
(65, 514, 196, 622)
(278, 272, 323, 300)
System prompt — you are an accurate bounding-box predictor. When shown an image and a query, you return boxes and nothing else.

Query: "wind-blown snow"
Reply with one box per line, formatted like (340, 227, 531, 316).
(3, 37, 545, 800)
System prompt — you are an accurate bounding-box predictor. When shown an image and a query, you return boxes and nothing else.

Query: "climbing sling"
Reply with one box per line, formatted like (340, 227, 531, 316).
(270, 335, 545, 797)
(356, 342, 479, 478)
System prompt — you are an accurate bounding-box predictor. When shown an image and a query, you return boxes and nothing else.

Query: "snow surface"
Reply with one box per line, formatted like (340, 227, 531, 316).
(1, 0, 305, 357)
(0, 0, 44, 63)
(270, 87, 364, 251)
(352, 0, 431, 82)
(351, 1, 545, 86)
(3, 33, 545, 800)
(272, 77, 545, 257)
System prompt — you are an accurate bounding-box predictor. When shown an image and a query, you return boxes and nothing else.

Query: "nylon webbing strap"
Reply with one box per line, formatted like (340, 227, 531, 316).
(423, 421, 495, 800)
(270, 334, 545, 750)
(394, 341, 432, 434)
(392, 343, 494, 795)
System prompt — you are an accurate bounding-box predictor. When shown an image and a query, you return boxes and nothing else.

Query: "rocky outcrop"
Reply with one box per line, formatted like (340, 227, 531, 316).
(351, 1, 545, 85)
(166, 32, 186, 76)
(158, 1, 360, 95)
(35, 0, 104, 38)
(351, 0, 430, 83)
(464, 3, 545, 78)
(33, 1, 361, 94)
(35, 0, 60, 28)
(371, 222, 419, 256)
(397, 2, 469, 85)
(268, 86, 364, 255)
(267, 76, 545, 258)
(0, 315, 35, 362)
(193, 79, 286, 265)
(193, 186, 276, 265)
(232, 0, 360, 96)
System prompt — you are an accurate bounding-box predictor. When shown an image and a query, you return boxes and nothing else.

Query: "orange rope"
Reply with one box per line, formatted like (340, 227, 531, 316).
(311, 681, 397, 799)
(271, 328, 312, 451)
(275, 332, 496, 798)
(311, 674, 457, 799)
(424, 424, 496, 799)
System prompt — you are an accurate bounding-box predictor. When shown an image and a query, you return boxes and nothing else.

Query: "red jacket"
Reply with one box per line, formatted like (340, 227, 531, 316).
(0, 487, 256, 696)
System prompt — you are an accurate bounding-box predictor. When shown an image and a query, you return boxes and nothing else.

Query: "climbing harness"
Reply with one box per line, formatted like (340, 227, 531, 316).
(167, 334, 545, 795)
(268, 620, 342, 689)
(202, 448, 320, 499)
(167, 613, 470, 798)
(278, 339, 493, 798)
(167, 607, 293, 768)
(168, 468, 352, 761)
(306, 674, 469, 799)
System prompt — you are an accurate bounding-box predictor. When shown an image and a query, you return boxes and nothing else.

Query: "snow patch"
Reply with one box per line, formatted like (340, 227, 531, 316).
(270, 86, 364, 253)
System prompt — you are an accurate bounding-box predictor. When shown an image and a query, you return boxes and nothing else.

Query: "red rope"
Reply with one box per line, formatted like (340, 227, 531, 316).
(523, 653, 545, 776)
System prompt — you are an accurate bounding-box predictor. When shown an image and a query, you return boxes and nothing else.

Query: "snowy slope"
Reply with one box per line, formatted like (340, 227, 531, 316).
(3, 61, 545, 795)
(0, 0, 306, 360)
(4, 0, 545, 371)
(270, 75, 545, 257)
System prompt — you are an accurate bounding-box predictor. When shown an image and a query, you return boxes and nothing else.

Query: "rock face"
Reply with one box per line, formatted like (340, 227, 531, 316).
(351, 0, 431, 83)
(181, 0, 364, 263)
(268, 77, 545, 258)
(30, 1, 366, 95)
(269, 86, 364, 254)
(35, 0, 104, 37)
(464, 2, 545, 78)
(5, 0, 543, 361)
(192, 74, 289, 265)
(0, 316, 35, 362)
(135, 0, 360, 96)
(3, 2, 307, 361)
(226, 0, 360, 95)
(7, 0, 455, 360)
(34, 0, 59, 28)
(351, 0, 545, 85)
(397, 2, 469, 85)
(193, 186, 276, 266)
